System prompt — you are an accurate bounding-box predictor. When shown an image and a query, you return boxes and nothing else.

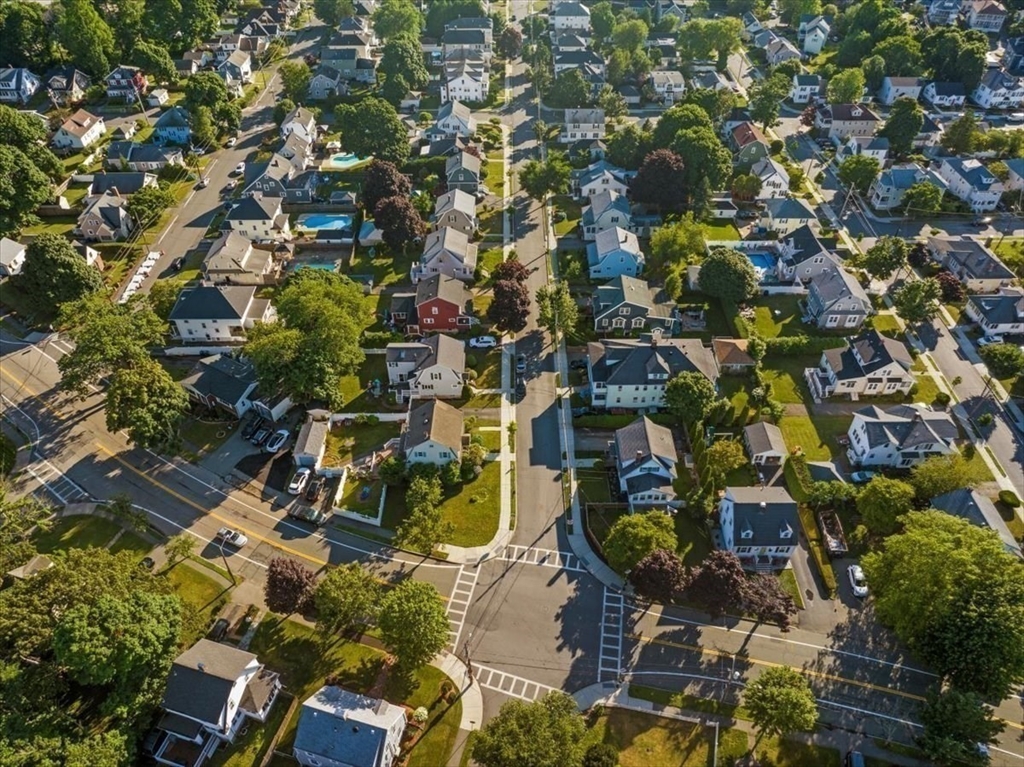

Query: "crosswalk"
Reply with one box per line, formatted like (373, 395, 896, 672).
(26, 460, 89, 504)
(473, 663, 557, 702)
(447, 565, 479, 652)
(499, 544, 586, 572)
(598, 587, 625, 683)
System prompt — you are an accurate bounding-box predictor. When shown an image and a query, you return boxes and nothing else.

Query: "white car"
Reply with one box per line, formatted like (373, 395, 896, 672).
(233, 162, 245, 175)
(225, 179, 237, 191)
(468, 336, 497, 349)
(850, 471, 876, 484)
(226, 136, 238, 147)
(215, 527, 249, 547)
(288, 468, 311, 495)
(264, 429, 290, 453)
(978, 335, 1005, 347)
(847, 565, 868, 598)
(1007, 113, 1024, 123)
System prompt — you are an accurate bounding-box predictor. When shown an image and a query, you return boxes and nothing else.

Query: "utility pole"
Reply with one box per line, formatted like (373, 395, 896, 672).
(217, 538, 237, 585)
(462, 632, 474, 680)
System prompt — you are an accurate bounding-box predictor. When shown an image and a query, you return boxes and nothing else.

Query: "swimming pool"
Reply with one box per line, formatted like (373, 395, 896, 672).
(747, 252, 778, 271)
(296, 213, 354, 231)
(324, 152, 371, 170)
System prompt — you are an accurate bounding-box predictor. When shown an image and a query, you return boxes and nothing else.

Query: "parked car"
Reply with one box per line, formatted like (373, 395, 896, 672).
(225, 179, 237, 191)
(850, 471, 876, 484)
(288, 505, 328, 526)
(516, 354, 527, 373)
(139, 556, 155, 570)
(288, 468, 311, 495)
(209, 618, 230, 641)
(305, 477, 325, 503)
(847, 564, 868, 598)
(264, 429, 290, 453)
(251, 427, 271, 446)
(226, 136, 238, 147)
(569, 359, 588, 370)
(170, 256, 185, 271)
(196, 177, 209, 189)
(215, 527, 248, 547)
(233, 162, 245, 175)
(978, 335, 1005, 347)
(241, 415, 264, 440)
(572, 407, 596, 417)
(469, 336, 497, 348)
(969, 216, 993, 227)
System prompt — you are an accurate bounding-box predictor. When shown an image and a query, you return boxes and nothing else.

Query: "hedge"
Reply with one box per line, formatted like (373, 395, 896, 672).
(784, 455, 814, 502)
(998, 490, 1021, 508)
(764, 335, 846, 356)
(795, 498, 838, 597)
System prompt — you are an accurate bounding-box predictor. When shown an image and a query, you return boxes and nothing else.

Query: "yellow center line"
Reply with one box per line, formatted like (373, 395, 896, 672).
(0, 365, 65, 419)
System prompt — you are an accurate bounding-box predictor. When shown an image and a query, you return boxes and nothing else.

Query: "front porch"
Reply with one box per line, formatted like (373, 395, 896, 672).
(804, 367, 834, 403)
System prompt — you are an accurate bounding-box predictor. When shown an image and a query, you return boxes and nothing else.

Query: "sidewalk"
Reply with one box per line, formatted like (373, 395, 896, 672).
(436, 650, 484, 767)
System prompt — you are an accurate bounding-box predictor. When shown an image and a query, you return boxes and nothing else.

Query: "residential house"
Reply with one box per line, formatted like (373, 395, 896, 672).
(776, 224, 834, 281)
(404, 399, 464, 466)
(879, 77, 923, 106)
(308, 65, 344, 100)
(388, 274, 472, 335)
(422, 137, 469, 159)
(1005, 37, 1024, 73)
(111, 123, 137, 141)
(753, 28, 780, 49)
(433, 189, 478, 234)
(442, 27, 492, 63)
(218, 49, 254, 87)
(730, 122, 770, 167)
(648, 39, 680, 68)
(922, 81, 967, 109)
(0, 67, 40, 104)
(293, 686, 406, 767)
(928, 0, 961, 24)
(868, 163, 947, 211)
(428, 100, 477, 141)
(51, 109, 105, 151)
(180, 354, 259, 418)
(743, 421, 788, 469)
(581, 190, 633, 240)
(87, 171, 157, 199)
(592, 275, 677, 334)
(151, 640, 280, 767)
(552, 1, 591, 30)
(279, 106, 317, 143)
(153, 106, 193, 145)
(926, 236, 1015, 292)
(835, 135, 889, 167)
(586, 335, 719, 410)
(202, 231, 282, 285)
(971, 68, 1024, 109)
(751, 157, 790, 200)
(278, 132, 313, 166)
(323, 48, 378, 83)
(814, 103, 881, 140)
(649, 70, 686, 103)
(713, 338, 756, 375)
(560, 108, 605, 143)
(442, 59, 488, 103)
(554, 50, 605, 77)
(790, 73, 823, 105)
(800, 16, 830, 55)
(243, 153, 317, 203)
(445, 151, 481, 195)
(555, 33, 589, 52)
(934, 157, 1004, 212)
(759, 196, 816, 235)
(223, 195, 292, 242)
(0, 238, 26, 277)
(846, 403, 958, 468)
(966, 287, 1024, 337)
(385, 335, 465, 403)
(741, 11, 764, 40)
(803, 260, 872, 331)
(718, 486, 800, 571)
(766, 37, 802, 68)
(105, 65, 147, 101)
(613, 417, 678, 511)
(587, 228, 646, 280)
(44, 66, 89, 105)
(168, 285, 275, 343)
(917, 112, 947, 149)
(76, 192, 133, 241)
(931, 488, 1022, 559)
(689, 70, 730, 92)
(292, 416, 329, 470)
(967, 0, 1007, 33)
(411, 226, 477, 283)
(571, 160, 631, 201)
(806, 330, 914, 401)
(147, 88, 169, 107)
(105, 141, 183, 171)
(1004, 158, 1024, 191)
(446, 16, 493, 36)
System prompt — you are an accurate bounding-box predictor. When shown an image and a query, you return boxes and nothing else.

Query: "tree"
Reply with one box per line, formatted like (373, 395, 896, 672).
(685, 550, 747, 617)
(880, 97, 924, 157)
(314, 0, 355, 26)
(378, 579, 450, 670)
(648, 214, 706, 269)
(698, 247, 759, 304)
(13, 233, 103, 321)
(184, 71, 230, 113)
(591, 1, 616, 39)
(748, 74, 791, 131)
(873, 35, 923, 77)
(518, 154, 569, 202)
(682, 87, 737, 124)
(861, 54, 887, 91)
(497, 25, 523, 58)
(374, 195, 425, 252)
(57, 0, 115, 76)
(856, 475, 915, 536)
(778, 0, 821, 25)
(606, 123, 652, 169)
(191, 105, 218, 149)
(0, 145, 52, 238)
(731, 173, 763, 201)
(165, 533, 196, 565)
(472, 692, 587, 767)
(744, 667, 818, 746)
(0, 105, 62, 180)
(180, 0, 219, 51)
(535, 281, 578, 340)
(630, 149, 687, 211)
(314, 562, 381, 638)
(373, 0, 422, 41)
(492, 257, 529, 284)
(837, 155, 880, 195)
(336, 98, 410, 164)
(935, 270, 965, 303)
(901, 181, 944, 214)
(861, 236, 908, 280)
(612, 18, 649, 52)
(488, 279, 531, 332)
(980, 343, 1024, 378)
(597, 85, 627, 119)
(105, 356, 191, 450)
(264, 557, 317, 615)
(629, 548, 688, 603)
(424, 0, 486, 37)
(107, 493, 148, 533)
(0, 1, 56, 71)
(126, 184, 175, 227)
(582, 743, 619, 767)
(940, 111, 980, 155)
(395, 470, 453, 554)
(0, 485, 52, 574)
(130, 40, 177, 84)
(279, 61, 312, 103)
(602, 511, 677, 575)
(743, 574, 798, 630)
(380, 34, 429, 90)
(548, 69, 590, 109)
(919, 687, 1005, 767)
(665, 371, 718, 425)
(909, 453, 976, 500)
(703, 439, 747, 477)
(363, 159, 412, 214)
(670, 127, 732, 208)
(922, 26, 988, 93)
(892, 278, 941, 325)
(826, 69, 865, 105)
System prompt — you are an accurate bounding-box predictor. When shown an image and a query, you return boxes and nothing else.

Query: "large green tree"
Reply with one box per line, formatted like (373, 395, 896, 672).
(744, 667, 818, 745)
(335, 98, 410, 164)
(908, 453, 975, 500)
(373, 0, 422, 41)
(670, 126, 732, 207)
(630, 149, 687, 211)
(873, 36, 923, 77)
(472, 692, 587, 767)
(380, 34, 429, 90)
(125, 183, 175, 227)
(590, 1, 615, 38)
(518, 154, 570, 201)
(56, 0, 116, 75)
(0, 484, 52, 574)
(665, 371, 718, 425)
(315, 563, 381, 638)
(12, 233, 103, 321)
(837, 155, 880, 195)
(130, 40, 177, 84)
(0, 145, 52, 238)
(856, 475, 915, 536)
(547, 69, 590, 109)
(0, 1, 58, 71)
(879, 97, 924, 157)
(0, 105, 62, 179)
(892, 278, 941, 325)
(778, 0, 821, 25)
(750, 77, 793, 128)
(603, 511, 678, 575)
(919, 687, 1005, 767)
(921, 27, 988, 93)
(105, 357, 190, 450)
(314, 0, 356, 26)
(536, 281, 578, 340)
(901, 181, 944, 214)
(861, 236, 908, 280)
(279, 61, 313, 103)
(648, 214, 706, 269)
(378, 579, 450, 670)
(826, 69, 866, 105)
(651, 103, 713, 151)
(698, 247, 759, 304)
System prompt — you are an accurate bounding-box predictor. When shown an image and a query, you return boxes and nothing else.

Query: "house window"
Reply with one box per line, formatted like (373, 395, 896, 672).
(430, 372, 442, 380)
(423, 318, 434, 324)
(618, 307, 629, 315)
(612, 317, 625, 328)
(601, 318, 609, 327)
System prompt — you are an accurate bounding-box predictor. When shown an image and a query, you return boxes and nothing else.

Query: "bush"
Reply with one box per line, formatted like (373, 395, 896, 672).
(764, 335, 844, 356)
(999, 490, 1021, 508)
(787, 455, 815, 499)
(769, 139, 784, 154)
(362, 330, 402, 347)
(466, 353, 478, 368)
(934, 391, 951, 407)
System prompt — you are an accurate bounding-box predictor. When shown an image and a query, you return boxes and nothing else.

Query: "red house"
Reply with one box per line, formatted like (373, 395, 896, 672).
(389, 274, 471, 335)
(105, 65, 148, 102)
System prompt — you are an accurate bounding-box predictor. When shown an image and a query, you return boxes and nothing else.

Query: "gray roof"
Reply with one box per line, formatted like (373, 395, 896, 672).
(744, 422, 786, 456)
(565, 108, 605, 124)
(587, 336, 719, 387)
(162, 639, 258, 725)
(967, 288, 1024, 326)
(436, 99, 474, 125)
(724, 486, 799, 548)
(294, 686, 406, 767)
(415, 273, 469, 309)
(555, 50, 604, 67)
(45, 65, 89, 93)
(446, 151, 481, 177)
(593, 275, 673, 320)
(0, 237, 25, 268)
(225, 194, 281, 222)
(765, 196, 815, 221)
(169, 285, 256, 321)
(806, 461, 845, 483)
(422, 225, 475, 262)
(615, 416, 676, 473)
(809, 260, 870, 309)
(794, 74, 822, 86)
(781, 225, 833, 266)
(89, 172, 152, 196)
(434, 188, 476, 218)
(294, 416, 330, 457)
(385, 334, 465, 372)
(927, 80, 966, 96)
(823, 330, 912, 381)
(446, 16, 493, 30)
(940, 157, 1001, 192)
(853, 403, 958, 451)
(927, 237, 1014, 281)
(442, 28, 488, 45)
(204, 231, 272, 276)
(553, 1, 590, 15)
(931, 488, 1022, 559)
(180, 354, 257, 404)
(590, 226, 641, 258)
(979, 68, 1021, 92)
(154, 106, 190, 129)
(405, 399, 464, 453)
(817, 103, 881, 123)
(582, 190, 630, 226)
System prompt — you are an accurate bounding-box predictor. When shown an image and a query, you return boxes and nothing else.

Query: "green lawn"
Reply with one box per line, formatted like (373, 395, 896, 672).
(471, 427, 502, 452)
(629, 683, 750, 720)
(582, 708, 717, 767)
(779, 568, 805, 609)
(400, 664, 463, 767)
(911, 358, 941, 405)
(867, 312, 903, 338)
(752, 296, 814, 338)
(33, 515, 122, 553)
(551, 195, 582, 237)
(344, 247, 414, 288)
(578, 471, 613, 505)
(478, 203, 503, 237)
(477, 247, 504, 281)
(323, 420, 403, 468)
(778, 415, 851, 461)
(211, 692, 292, 767)
(437, 460, 502, 546)
(761, 356, 818, 404)
(674, 510, 712, 567)
(719, 376, 755, 426)
(338, 478, 384, 514)
(703, 221, 741, 240)
(963, 447, 994, 484)
(678, 294, 735, 339)
(162, 562, 231, 644)
(109, 531, 152, 555)
(992, 237, 1024, 279)
(337, 356, 390, 410)
(180, 418, 236, 456)
(481, 156, 505, 198)
(462, 389, 503, 409)
(470, 349, 502, 389)
(21, 215, 77, 238)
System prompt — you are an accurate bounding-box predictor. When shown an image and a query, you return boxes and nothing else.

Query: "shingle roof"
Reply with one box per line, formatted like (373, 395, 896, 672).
(587, 337, 719, 386)
(593, 275, 672, 319)
(162, 640, 257, 725)
(169, 285, 256, 321)
(58, 109, 102, 138)
(713, 338, 755, 367)
(386, 334, 465, 372)
(446, 151, 481, 177)
(725, 486, 799, 548)
(823, 330, 911, 381)
(744, 421, 786, 456)
(928, 237, 1014, 281)
(931, 488, 1022, 558)
(225, 194, 281, 222)
(415, 273, 469, 309)
(294, 686, 406, 767)
(854, 404, 958, 453)
(434, 189, 476, 217)
(181, 354, 257, 405)
(615, 416, 676, 473)
(565, 108, 605, 123)
(405, 399, 464, 453)
(89, 172, 152, 196)
(294, 416, 329, 457)
(967, 288, 1024, 325)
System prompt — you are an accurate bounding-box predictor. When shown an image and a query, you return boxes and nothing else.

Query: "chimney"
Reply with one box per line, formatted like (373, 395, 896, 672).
(759, 501, 767, 511)
(636, 449, 643, 461)
(198, 662, 206, 672)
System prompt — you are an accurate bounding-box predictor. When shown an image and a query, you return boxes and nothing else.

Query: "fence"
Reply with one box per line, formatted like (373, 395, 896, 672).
(330, 466, 390, 527)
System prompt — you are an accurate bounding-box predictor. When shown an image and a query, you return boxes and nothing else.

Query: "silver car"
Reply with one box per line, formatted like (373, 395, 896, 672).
(215, 527, 248, 547)
(847, 565, 868, 598)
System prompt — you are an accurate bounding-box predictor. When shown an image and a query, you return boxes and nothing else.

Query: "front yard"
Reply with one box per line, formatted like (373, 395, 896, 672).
(778, 414, 852, 462)
(551, 195, 582, 237)
(468, 349, 502, 389)
(322, 420, 402, 468)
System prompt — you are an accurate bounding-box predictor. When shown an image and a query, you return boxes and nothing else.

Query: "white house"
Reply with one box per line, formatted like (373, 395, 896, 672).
(971, 69, 1024, 110)
(868, 164, 947, 211)
(223, 195, 293, 242)
(803, 260, 872, 331)
(751, 157, 790, 200)
(404, 399, 464, 466)
(279, 106, 317, 143)
(791, 73, 823, 104)
(814, 103, 882, 140)
(759, 197, 816, 235)
(581, 190, 633, 240)
(293, 686, 406, 767)
(743, 422, 787, 469)
(718, 486, 800, 572)
(836, 135, 889, 167)
(308, 65, 343, 100)
(592, 275, 678, 334)
(922, 81, 967, 109)
(51, 109, 105, 151)
(878, 77, 923, 106)
(385, 335, 465, 403)
(0, 67, 41, 104)
(586, 227, 645, 279)
(0, 237, 27, 277)
(1005, 158, 1024, 192)
(934, 157, 1004, 213)
(553, 50, 606, 77)
(846, 404, 958, 468)
(551, 1, 591, 30)
(805, 330, 914, 401)
(800, 16, 830, 55)
(766, 37, 802, 68)
(560, 108, 605, 143)
(202, 231, 281, 285)
(292, 416, 329, 469)
(966, 287, 1024, 337)
(649, 70, 686, 103)
(927, 236, 1015, 292)
(412, 226, 477, 283)
(613, 417, 678, 511)
(429, 100, 477, 140)
(928, 0, 961, 24)
(967, 0, 1007, 33)
(571, 160, 631, 200)
(442, 60, 489, 103)
(168, 285, 276, 343)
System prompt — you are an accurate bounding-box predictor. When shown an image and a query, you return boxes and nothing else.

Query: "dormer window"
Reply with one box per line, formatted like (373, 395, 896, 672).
(780, 522, 794, 539)
(740, 520, 754, 539)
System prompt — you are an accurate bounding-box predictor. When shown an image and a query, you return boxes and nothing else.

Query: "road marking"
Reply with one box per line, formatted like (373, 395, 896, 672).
(500, 544, 586, 572)
(599, 588, 624, 683)
(472, 663, 557, 702)
(26, 460, 88, 504)
(448, 565, 479, 651)
(0, 365, 65, 420)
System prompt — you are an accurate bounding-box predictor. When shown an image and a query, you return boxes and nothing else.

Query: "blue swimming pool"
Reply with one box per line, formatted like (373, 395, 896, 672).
(296, 213, 354, 231)
(747, 252, 778, 271)
(324, 152, 371, 170)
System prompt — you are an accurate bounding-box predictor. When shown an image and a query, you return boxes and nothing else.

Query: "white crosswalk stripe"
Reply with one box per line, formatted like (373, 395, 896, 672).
(500, 544, 586, 572)
(447, 565, 479, 652)
(26, 460, 89, 504)
(472, 663, 558, 702)
(598, 587, 625, 683)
